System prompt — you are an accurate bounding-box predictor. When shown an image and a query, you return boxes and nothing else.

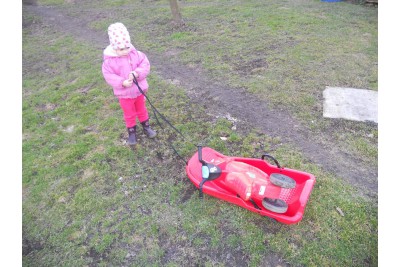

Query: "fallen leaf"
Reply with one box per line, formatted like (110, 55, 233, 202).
(336, 207, 345, 217)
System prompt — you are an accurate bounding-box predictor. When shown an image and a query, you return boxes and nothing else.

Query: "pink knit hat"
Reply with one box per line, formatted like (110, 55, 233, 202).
(108, 23, 132, 50)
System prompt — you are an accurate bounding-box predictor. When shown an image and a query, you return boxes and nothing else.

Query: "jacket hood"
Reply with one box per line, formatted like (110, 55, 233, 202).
(103, 45, 137, 59)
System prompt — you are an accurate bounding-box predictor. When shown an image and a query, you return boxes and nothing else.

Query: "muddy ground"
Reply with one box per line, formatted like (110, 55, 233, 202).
(23, 3, 377, 198)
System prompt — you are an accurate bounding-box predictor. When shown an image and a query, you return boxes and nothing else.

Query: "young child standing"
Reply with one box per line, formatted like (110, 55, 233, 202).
(102, 22, 156, 145)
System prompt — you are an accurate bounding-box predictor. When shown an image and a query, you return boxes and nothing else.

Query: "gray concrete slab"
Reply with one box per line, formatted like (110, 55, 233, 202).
(323, 87, 378, 123)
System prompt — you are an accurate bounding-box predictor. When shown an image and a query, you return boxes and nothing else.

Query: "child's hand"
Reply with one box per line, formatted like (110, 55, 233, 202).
(129, 71, 138, 81)
(122, 79, 133, 88)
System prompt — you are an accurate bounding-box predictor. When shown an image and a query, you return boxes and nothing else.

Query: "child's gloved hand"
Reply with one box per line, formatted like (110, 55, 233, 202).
(123, 72, 138, 87)
(129, 71, 139, 80)
(122, 79, 133, 87)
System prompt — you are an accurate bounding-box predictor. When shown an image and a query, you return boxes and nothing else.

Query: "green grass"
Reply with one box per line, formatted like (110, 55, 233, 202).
(83, 0, 378, 166)
(23, 1, 377, 266)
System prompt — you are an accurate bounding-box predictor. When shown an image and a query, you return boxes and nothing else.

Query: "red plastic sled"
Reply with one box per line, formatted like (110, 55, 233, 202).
(186, 146, 316, 224)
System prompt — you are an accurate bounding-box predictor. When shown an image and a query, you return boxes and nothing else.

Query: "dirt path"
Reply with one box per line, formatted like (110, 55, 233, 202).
(24, 5, 377, 197)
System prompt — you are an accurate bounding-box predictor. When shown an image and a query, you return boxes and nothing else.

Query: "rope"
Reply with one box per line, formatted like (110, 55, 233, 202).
(131, 75, 192, 165)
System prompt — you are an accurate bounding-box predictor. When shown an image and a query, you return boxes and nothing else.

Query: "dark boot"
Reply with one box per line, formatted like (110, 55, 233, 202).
(127, 126, 137, 145)
(141, 120, 157, 138)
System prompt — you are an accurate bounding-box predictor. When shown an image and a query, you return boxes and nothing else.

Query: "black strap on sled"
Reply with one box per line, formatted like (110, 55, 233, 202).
(197, 146, 222, 198)
(198, 171, 221, 198)
(261, 154, 281, 169)
(199, 179, 207, 198)
(199, 174, 221, 198)
(131, 75, 188, 165)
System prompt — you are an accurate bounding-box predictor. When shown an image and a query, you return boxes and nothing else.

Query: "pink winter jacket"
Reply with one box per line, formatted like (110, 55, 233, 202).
(102, 45, 150, 99)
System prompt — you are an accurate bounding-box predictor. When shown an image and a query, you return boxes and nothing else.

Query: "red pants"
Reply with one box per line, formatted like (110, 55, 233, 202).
(119, 94, 149, 128)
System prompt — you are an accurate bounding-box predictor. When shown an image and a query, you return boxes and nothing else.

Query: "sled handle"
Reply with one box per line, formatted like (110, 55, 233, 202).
(261, 154, 282, 169)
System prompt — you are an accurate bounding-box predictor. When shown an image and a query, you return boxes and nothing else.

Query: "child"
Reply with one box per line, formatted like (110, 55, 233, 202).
(102, 22, 156, 145)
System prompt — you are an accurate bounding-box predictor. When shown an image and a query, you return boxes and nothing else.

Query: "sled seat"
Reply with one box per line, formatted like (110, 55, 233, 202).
(224, 161, 282, 201)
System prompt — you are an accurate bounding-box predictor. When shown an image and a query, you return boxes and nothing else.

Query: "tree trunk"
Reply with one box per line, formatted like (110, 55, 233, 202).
(168, 0, 183, 25)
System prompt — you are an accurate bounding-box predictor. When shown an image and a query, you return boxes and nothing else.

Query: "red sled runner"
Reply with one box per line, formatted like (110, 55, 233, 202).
(186, 146, 316, 224)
